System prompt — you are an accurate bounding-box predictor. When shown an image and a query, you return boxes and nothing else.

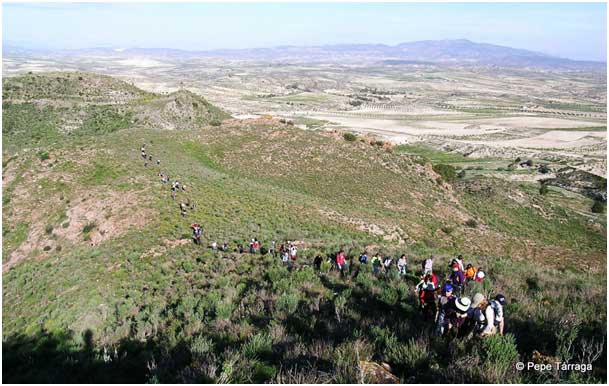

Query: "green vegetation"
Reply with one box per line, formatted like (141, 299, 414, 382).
(343, 132, 357, 142)
(2, 72, 606, 383)
(432, 164, 458, 183)
(591, 200, 606, 214)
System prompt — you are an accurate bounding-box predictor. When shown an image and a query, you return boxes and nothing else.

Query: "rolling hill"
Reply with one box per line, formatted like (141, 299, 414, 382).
(2, 72, 606, 383)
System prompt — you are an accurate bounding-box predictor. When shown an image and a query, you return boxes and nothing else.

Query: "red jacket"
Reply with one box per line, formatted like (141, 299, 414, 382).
(336, 253, 346, 266)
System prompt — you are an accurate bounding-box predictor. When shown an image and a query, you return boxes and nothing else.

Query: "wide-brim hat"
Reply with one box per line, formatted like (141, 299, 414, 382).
(456, 297, 471, 312)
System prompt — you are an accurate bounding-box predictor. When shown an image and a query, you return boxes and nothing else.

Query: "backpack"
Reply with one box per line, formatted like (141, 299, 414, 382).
(466, 266, 477, 280)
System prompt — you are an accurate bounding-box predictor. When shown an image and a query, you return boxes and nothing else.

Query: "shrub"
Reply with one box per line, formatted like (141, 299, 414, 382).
(242, 333, 273, 359)
(190, 335, 214, 358)
(526, 275, 541, 293)
(320, 260, 332, 273)
(82, 222, 97, 234)
(378, 286, 399, 306)
(539, 184, 549, 195)
(591, 200, 606, 214)
(432, 164, 458, 183)
(277, 292, 300, 315)
(37, 151, 50, 161)
(216, 300, 236, 320)
(210, 119, 222, 127)
(45, 224, 54, 234)
(355, 271, 374, 292)
(343, 132, 357, 142)
(478, 333, 519, 382)
(465, 219, 478, 228)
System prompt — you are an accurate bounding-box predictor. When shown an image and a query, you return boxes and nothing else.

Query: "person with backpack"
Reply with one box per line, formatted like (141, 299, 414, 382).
(359, 251, 368, 264)
(314, 255, 323, 271)
(289, 243, 298, 261)
(253, 238, 260, 253)
(371, 253, 382, 275)
(490, 294, 506, 335)
(449, 265, 465, 297)
(418, 280, 437, 321)
(475, 268, 486, 283)
(249, 239, 255, 254)
(455, 255, 465, 272)
(382, 255, 393, 274)
(435, 284, 454, 333)
(438, 296, 471, 336)
(191, 223, 202, 245)
(422, 256, 433, 274)
(269, 241, 276, 258)
(469, 293, 492, 336)
(465, 263, 477, 285)
(336, 250, 347, 277)
(397, 254, 408, 276)
(179, 201, 187, 217)
(415, 272, 438, 293)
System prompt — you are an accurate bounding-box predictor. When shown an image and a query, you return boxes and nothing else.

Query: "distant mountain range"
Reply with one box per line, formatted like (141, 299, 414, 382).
(4, 39, 605, 69)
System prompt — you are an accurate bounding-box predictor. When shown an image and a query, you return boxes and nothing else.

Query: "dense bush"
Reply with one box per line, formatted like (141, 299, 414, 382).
(343, 132, 357, 142)
(591, 200, 606, 214)
(478, 334, 520, 383)
(432, 164, 458, 183)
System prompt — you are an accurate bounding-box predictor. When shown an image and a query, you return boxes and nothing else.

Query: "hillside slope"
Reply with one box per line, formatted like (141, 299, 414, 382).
(2, 73, 606, 383)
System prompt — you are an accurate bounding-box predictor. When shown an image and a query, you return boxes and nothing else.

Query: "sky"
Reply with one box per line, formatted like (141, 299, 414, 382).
(2, 2, 607, 61)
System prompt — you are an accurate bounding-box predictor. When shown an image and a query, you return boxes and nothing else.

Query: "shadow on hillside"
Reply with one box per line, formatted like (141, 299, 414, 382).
(2, 329, 158, 383)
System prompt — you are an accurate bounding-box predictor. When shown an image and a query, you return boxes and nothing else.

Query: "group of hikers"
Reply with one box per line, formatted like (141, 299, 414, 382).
(414, 256, 504, 337)
(140, 142, 506, 340)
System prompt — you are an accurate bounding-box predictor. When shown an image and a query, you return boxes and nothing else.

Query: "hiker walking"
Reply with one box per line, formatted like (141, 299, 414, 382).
(449, 264, 465, 297)
(437, 296, 471, 336)
(269, 241, 276, 258)
(464, 264, 477, 286)
(397, 254, 408, 276)
(435, 284, 454, 334)
(180, 201, 187, 217)
(382, 255, 393, 274)
(475, 268, 486, 283)
(336, 250, 348, 277)
(359, 251, 368, 264)
(417, 279, 437, 321)
(371, 253, 382, 275)
(289, 243, 298, 261)
(422, 256, 434, 274)
(314, 255, 323, 271)
(191, 223, 202, 245)
(471, 294, 506, 336)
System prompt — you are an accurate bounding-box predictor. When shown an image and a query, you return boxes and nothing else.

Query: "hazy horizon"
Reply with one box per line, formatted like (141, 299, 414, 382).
(3, 2, 607, 62)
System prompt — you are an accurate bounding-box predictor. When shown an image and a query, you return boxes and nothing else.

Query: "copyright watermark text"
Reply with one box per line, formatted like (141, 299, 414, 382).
(515, 362, 592, 373)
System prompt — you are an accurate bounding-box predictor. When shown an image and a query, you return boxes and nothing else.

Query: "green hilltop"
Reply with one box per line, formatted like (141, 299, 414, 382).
(2, 72, 606, 383)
